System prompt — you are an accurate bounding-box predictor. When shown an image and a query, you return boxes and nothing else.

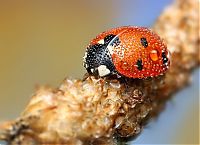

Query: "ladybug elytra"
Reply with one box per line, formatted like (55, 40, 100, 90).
(83, 26, 170, 78)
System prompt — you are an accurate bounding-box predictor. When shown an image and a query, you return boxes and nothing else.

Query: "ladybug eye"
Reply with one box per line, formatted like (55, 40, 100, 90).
(140, 37, 148, 48)
(150, 49, 159, 61)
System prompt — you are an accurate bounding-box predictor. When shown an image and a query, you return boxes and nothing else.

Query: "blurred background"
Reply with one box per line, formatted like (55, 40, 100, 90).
(0, 0, 199, 144)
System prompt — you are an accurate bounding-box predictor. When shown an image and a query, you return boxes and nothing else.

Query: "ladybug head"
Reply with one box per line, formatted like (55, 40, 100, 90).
(83, 43, 115, 77)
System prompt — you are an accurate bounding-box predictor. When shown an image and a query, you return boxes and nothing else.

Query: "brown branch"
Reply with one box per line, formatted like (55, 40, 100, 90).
(0, 0, 199, 144)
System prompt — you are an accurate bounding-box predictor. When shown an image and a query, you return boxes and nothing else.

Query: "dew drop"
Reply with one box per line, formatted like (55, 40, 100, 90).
(150, 49, 159, 61)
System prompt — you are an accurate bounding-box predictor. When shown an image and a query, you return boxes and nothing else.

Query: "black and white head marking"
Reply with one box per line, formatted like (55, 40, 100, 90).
(83, 43, 115, 77)
(105, 34, 121, 55)
(83, 34, 121, 77)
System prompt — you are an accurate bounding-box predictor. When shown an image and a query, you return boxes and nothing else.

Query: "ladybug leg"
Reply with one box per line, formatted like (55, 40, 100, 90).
(118, 77, 130, 91)
(82, 73, 90, 81)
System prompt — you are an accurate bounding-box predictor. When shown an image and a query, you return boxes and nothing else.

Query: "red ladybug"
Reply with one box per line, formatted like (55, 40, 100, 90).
(83, 26, 170, 78)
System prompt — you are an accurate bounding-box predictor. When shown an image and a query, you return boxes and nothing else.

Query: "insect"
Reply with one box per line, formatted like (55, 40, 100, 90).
(83, 26, 170, 78)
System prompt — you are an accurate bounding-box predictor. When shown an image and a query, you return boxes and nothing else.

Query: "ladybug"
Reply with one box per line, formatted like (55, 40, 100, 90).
(83, 26, 170, 78)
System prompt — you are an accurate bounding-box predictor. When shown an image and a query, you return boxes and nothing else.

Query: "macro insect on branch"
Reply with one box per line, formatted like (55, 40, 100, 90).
(0, 0, 199, 144)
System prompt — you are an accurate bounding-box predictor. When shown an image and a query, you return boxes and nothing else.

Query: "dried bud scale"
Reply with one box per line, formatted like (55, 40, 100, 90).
(0, 0, 199, 144)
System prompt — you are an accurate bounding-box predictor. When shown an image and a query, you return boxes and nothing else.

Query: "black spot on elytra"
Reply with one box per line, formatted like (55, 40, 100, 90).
(140, 37, 148, 48)
(136, 59, 143, 70)
(104, 34, 120, 46)
(162, 52, 168, 64)
(84, 43, 115, 76)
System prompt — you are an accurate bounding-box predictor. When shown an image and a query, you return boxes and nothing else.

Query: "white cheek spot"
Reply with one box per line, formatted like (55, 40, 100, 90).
(107, 45, 114, 55)
(98, 65, 111, 77)
(84, 63, 88, 68)
(83, 52, 87, 66)
(98, 39, 104, 44)
(91, 68, 94, 73)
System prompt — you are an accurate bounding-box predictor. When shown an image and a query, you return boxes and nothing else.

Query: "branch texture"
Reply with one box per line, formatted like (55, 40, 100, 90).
(0, 0, 199, 144)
